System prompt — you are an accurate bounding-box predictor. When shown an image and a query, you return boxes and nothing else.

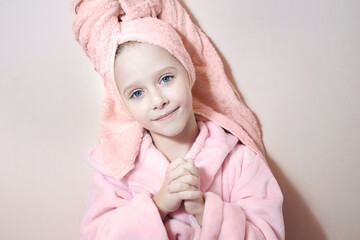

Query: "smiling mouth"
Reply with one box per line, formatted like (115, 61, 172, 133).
(154, 107, 179, 121)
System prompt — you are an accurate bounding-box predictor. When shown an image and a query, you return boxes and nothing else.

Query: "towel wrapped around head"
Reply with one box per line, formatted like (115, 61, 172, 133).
(73, 0, 267, 180)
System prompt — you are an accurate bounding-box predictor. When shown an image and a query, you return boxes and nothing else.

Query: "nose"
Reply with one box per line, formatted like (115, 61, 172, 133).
(150, 89, 169, 110)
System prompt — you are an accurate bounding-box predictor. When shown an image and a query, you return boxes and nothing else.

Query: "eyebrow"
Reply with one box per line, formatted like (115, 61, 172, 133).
(122, 66, 176, 95)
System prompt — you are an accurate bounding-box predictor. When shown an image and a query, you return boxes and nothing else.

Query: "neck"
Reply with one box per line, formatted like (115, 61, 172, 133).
(149, 113, 199, 162)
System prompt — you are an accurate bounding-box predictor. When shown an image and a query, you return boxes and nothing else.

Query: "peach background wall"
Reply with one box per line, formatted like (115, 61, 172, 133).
(0, 0, 359, 239)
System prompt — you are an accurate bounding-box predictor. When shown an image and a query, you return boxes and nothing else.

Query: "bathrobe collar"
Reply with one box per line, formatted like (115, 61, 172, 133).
(125, 120, 239, 194)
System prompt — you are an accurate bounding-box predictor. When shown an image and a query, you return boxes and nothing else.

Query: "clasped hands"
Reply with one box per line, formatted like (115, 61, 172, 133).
(153, 157, 204, 226)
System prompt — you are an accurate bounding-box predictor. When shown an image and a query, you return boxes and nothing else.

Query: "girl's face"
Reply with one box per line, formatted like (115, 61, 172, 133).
(114, 42, 194, 138)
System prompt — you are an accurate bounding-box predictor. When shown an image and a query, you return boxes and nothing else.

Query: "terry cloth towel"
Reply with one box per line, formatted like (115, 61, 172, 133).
(73, 0, 266, 180)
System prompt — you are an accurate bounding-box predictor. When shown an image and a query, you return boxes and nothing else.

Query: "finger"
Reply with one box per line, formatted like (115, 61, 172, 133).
(167, 165, 193, 183)
(166, 157, 186, 174)
(167, 181, 197, 193)
(185, 158, 199, 176)
(176, 161, 198, 176)
(185, 158, 195, 164)
(175, 190, 203, 201)
(172, 174, 200, 189)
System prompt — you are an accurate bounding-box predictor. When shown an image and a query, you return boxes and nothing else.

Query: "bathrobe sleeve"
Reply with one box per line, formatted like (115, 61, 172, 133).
(79, 149, 169, 240)
(199, 148, 285, 240)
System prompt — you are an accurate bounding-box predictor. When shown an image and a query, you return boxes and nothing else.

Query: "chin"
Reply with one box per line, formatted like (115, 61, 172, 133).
(145, 108, 193, 137)
(149, 117, 189, 137)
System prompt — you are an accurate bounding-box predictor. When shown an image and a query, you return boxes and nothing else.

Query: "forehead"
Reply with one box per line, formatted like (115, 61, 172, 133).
(114, 43, 184, 88)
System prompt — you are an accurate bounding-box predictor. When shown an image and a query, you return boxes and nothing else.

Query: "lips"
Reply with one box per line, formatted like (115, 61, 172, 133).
(154, 107, 179, 121)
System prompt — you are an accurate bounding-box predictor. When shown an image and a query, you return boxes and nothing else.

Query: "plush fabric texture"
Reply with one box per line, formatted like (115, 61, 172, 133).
(79, 121, 284, 239)
(73, 0, 266, 180)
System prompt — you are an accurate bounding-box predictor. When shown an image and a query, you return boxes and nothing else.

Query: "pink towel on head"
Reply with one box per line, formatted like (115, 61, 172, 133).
(73, 0, 267, 180)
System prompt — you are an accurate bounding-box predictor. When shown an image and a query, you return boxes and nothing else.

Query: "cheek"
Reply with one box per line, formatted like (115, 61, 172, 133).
(172, 82, 192, 106)
(125, 101, 148, 120)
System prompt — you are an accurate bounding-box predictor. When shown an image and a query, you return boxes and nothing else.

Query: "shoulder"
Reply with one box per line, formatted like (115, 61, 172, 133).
(224, 141, 270, 179)
(228, 143, 257, 165)
(199, 120, 266, 168)
(200, 120, 240, 153)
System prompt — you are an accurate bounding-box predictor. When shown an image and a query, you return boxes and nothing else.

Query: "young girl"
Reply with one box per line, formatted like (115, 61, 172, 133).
(73, 0, 285, 239)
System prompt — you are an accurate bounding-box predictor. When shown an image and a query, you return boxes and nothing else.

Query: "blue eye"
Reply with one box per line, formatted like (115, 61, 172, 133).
(161, 75, 172, 83)
(131, 90, 143, 98)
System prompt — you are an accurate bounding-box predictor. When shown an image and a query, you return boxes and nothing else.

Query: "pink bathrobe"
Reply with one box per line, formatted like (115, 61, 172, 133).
(79, 120, 284, 239)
